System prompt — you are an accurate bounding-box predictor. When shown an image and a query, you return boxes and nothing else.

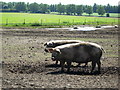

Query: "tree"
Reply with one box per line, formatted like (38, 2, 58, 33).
(49, 4, 55, 12)
(8, 2, 14, 9)
(106, 13, 110, 17)
(11, 2, 18, 9)
(86, 6, 93, 16)
(76, 5, 83, 15)
(26, 3, 30, 11)
(66, 5, 71, 15)
(82, 5, 87, 13)
(65, 4, 76, 15)
(29, 3, 39, 13)
(0, 1, 119, 14)
(3, 5, 8, 9)
(106, 4, 110, 13)
(0, 2, 2, 9)
(69, 4, 76, 15)
(57, 3, 65, 14)
(113, 6, 118, 13)
(97, 5, 106, 16)
(118, 5, 120, 13)
(93, 3, 97, 13)
(0, 2, 6, 9)
(39, 4, 49, 13)
(15, 2, 26, 12)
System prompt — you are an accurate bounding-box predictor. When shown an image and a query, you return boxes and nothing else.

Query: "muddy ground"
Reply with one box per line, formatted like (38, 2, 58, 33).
(0, 27, 119, 89)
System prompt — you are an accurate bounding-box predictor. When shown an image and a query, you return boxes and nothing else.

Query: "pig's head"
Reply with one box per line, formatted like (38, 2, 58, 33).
(44, 41, 56, 48)
(47, 48, 61, 61)
(44, 41, 55, 52)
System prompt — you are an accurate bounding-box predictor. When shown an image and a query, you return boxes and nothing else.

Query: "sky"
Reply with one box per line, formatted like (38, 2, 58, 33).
(0, 0, 119, 6)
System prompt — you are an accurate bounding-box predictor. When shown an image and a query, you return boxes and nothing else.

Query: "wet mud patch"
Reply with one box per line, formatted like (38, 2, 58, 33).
(2, 60, 47, 74)
(2, 60, 119, 75)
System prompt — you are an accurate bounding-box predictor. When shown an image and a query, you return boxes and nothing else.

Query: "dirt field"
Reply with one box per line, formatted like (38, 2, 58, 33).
(0, 27, 119, 89)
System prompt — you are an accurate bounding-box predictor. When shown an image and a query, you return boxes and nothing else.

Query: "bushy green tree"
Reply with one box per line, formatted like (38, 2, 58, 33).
(8, 2, 14, 9)
(86, 6, 93, 16)
(39, 4, 49, 13)
(49, 4, 56, 12)
(29, 3, 39, 13)
(106, 4, 110, 13)
(3, 5, 8, 9)
(97, 5, 106, 16)
(15, 2, 26, 12)
(118, 5, 120, 13)
(57, 3, 65, 14)
(93, 3, 97, 13)
(0, 2, 6, 9)
(76, 5, 83, 15)
(66, 5, 71, 15)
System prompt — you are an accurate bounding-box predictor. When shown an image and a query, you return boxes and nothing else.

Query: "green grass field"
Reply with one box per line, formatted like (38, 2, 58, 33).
(0, 12, 119, 27)
(82, 13, 119, 18)
(51, 12, 119, 18)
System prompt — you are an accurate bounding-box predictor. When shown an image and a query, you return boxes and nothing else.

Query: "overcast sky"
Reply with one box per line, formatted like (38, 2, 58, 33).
(1, 0, 119, 6)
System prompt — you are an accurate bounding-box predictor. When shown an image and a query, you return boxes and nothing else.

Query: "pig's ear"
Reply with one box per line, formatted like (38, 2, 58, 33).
(47, 48, 61, 54)
(55, 48, 61, 54)
(44, 42, 47, 46)
(47, 48, 55, 53)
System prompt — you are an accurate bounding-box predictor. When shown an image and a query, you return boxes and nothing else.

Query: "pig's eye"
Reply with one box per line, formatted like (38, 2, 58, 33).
(48, 43, 53, 46)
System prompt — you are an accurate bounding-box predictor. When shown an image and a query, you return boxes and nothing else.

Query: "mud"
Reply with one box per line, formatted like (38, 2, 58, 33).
(1, 28, 119, 89)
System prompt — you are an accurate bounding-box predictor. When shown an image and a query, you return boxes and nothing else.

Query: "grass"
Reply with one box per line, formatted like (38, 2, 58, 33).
(51, 12, 119, 18)
(0, 12, 119, 28)
(82, 13, 119, 18)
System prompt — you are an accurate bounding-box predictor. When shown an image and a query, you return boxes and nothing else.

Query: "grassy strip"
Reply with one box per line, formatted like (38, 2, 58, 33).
(1, 12, 119, 28)
(1, 21, 118, 28)
(51, 12, 119, 18)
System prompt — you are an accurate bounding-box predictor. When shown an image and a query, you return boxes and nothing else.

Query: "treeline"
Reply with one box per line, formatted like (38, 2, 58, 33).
(0, 2, 119, 16)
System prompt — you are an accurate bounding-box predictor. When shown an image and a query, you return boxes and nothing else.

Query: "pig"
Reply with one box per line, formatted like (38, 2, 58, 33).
(44, 40, 88, 66)
(47, 42, 105, 74)
(44, 40, 85, 49)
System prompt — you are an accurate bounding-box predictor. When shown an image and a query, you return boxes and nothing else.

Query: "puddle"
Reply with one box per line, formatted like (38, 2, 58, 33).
(70, 26, 116, 31)
(45, 25, 117, 31)
(45, 28, 71, 30)
(101, 26, 115, 29)
(70, 27, 100, 31)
